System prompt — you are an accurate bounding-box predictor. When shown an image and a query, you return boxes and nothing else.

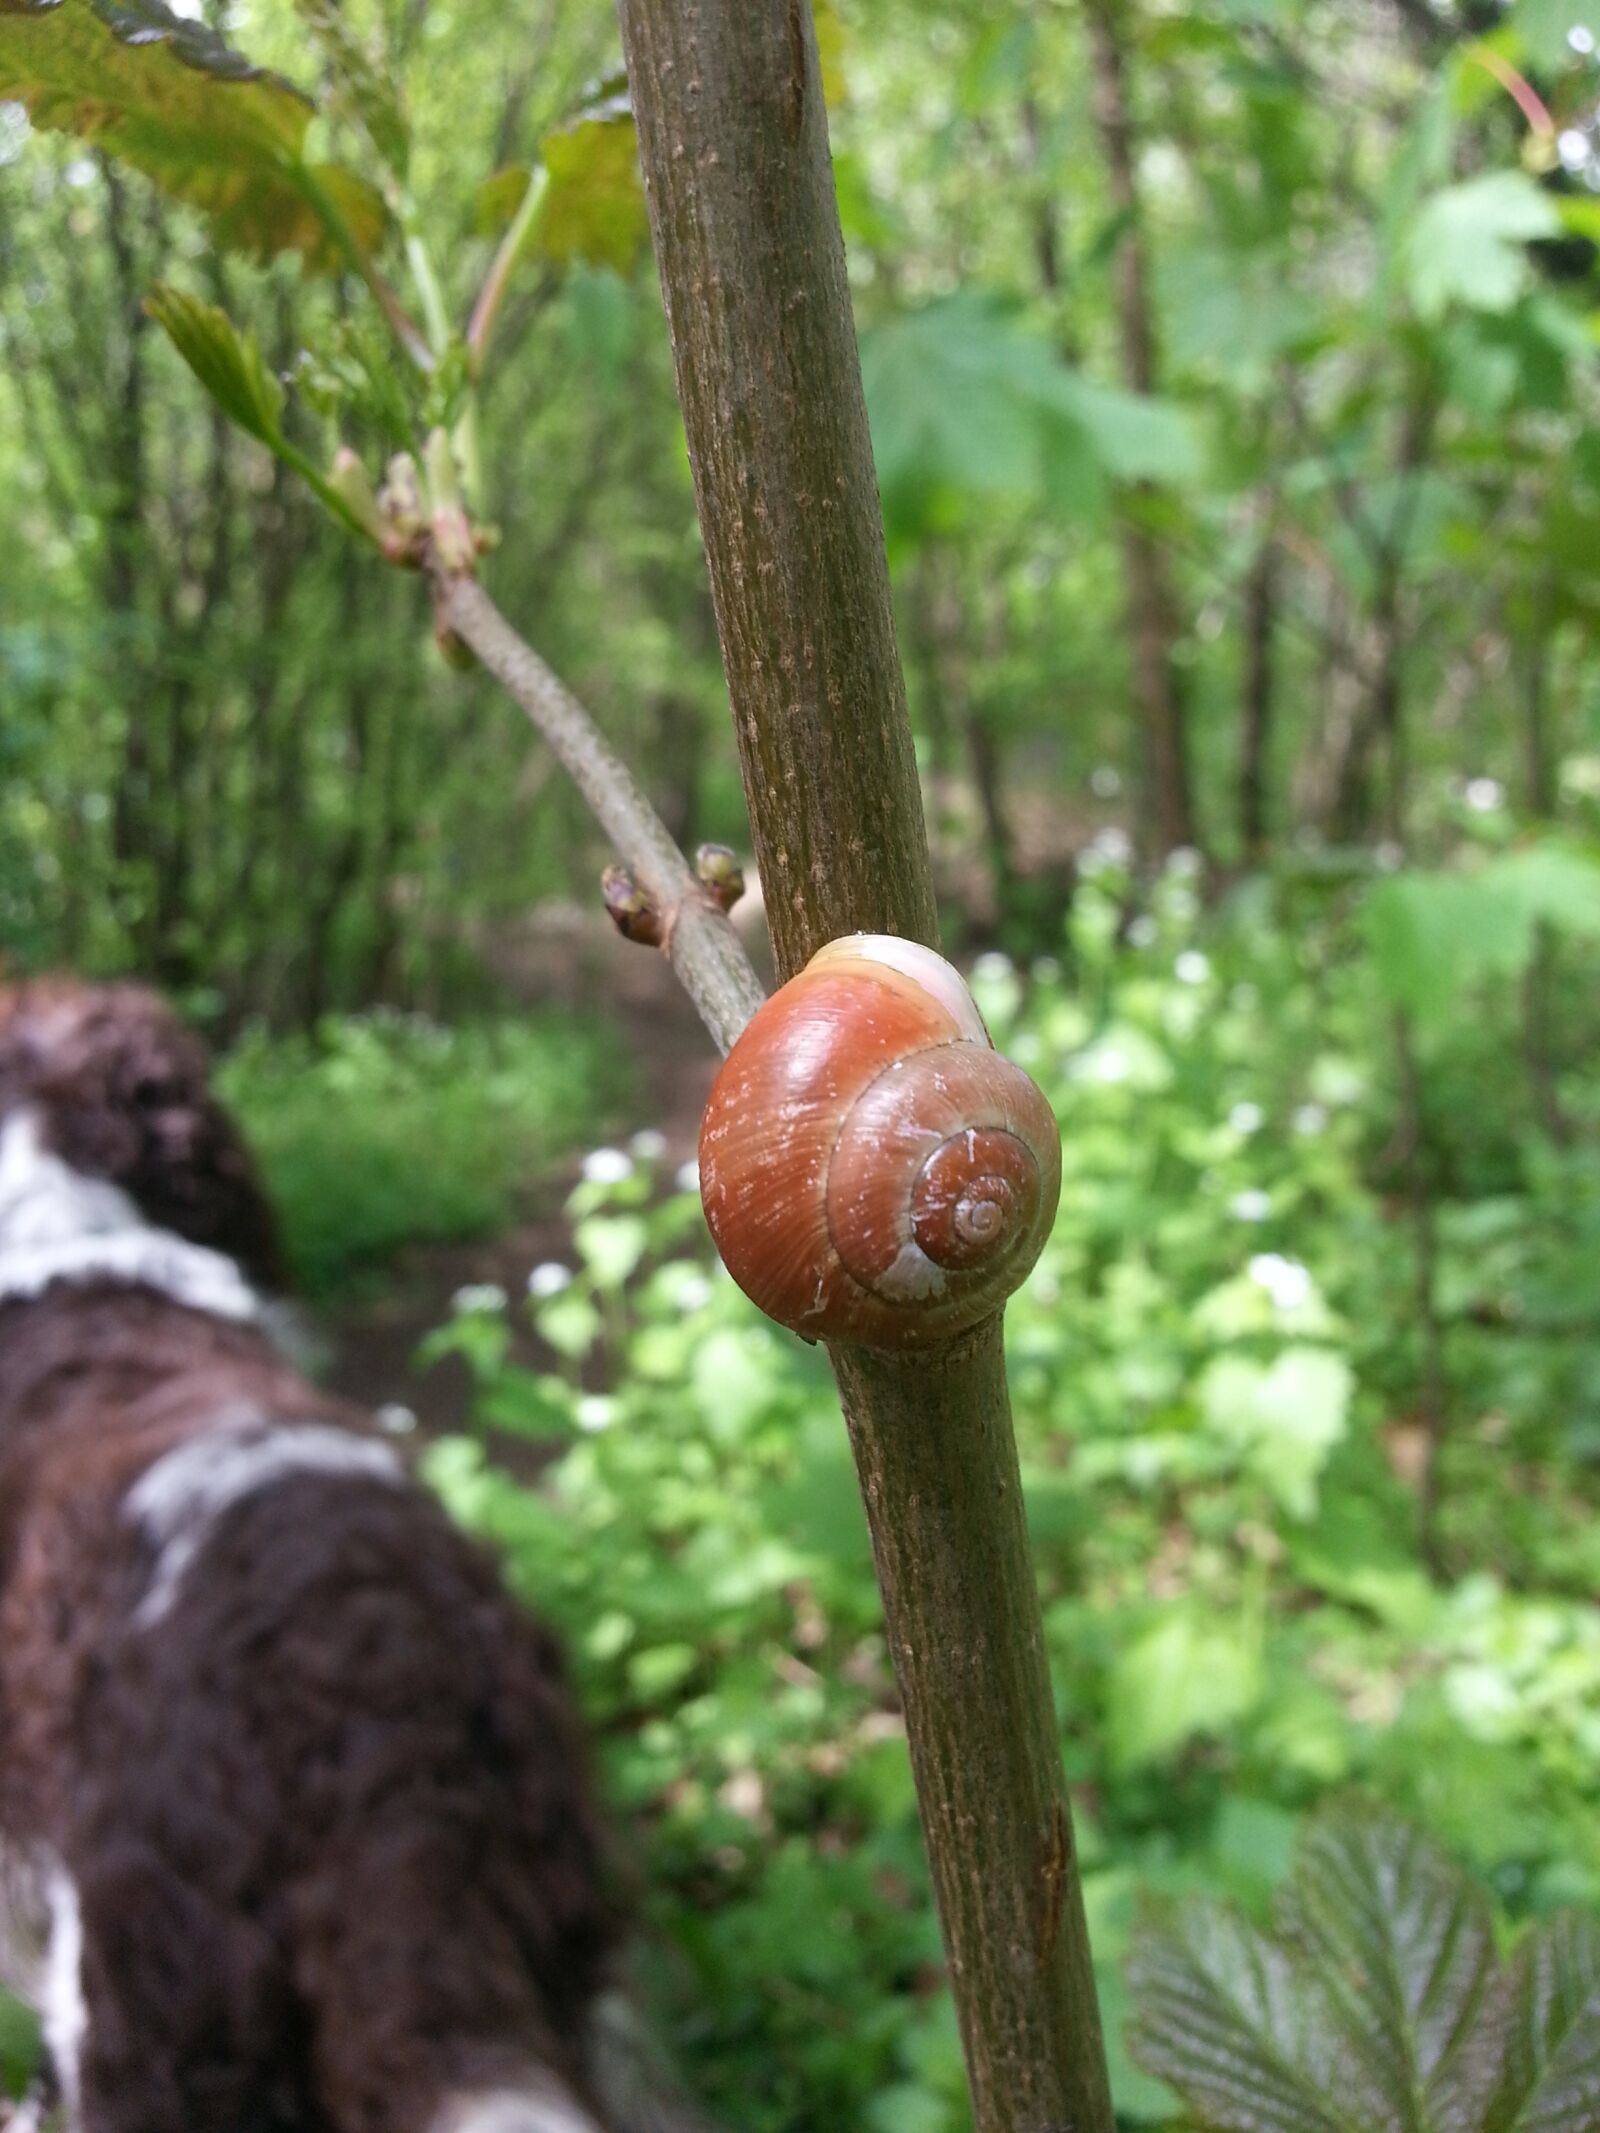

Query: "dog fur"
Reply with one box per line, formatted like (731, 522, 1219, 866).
(0, 979, 622, 2133)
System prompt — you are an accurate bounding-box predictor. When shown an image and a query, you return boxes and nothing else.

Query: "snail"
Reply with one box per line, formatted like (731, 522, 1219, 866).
(698, 934, 1061, 1348)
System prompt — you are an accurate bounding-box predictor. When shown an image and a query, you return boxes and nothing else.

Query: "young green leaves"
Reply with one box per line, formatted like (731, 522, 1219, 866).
(1128, 1799, 1600, 2133)
(0, 0, 386, 271)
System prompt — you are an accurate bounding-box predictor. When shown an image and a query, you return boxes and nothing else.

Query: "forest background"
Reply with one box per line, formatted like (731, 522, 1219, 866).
(3, 1, 1600, 2127)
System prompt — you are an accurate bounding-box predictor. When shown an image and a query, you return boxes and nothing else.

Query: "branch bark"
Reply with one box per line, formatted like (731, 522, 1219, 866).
(616, 5, 1114, 2129)
(617, 0, 936, 973)
(434, 573, 766, 1056)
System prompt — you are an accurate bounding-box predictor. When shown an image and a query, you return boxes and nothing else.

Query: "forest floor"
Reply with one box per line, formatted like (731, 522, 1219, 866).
(315, 910, 729, 1437)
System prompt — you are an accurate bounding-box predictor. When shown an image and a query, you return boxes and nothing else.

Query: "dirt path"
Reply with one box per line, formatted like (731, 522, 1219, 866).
(315, 912, 731, 1436)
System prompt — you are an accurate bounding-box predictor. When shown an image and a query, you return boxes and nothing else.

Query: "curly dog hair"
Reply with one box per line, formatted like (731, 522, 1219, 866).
(0, 979, 626, 2133)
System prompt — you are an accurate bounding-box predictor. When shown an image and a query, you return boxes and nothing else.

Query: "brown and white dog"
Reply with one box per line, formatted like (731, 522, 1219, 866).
(0, 980, 626, 2133)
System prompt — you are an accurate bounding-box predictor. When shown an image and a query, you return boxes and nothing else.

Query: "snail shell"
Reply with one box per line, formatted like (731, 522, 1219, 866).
(698, 935, 1062, 1348)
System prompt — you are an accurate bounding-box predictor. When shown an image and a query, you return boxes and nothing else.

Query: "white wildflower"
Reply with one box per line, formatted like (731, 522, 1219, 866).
(581, 1147, 634, 1185)
(1464, 776, 1504, 812)
(675, 1159, 702, 1195)
(1128, 916, 1159, 949)
(1229, 1101, 1265, 1135)
(1092, 825, 1134, 865)
(1293, 1103, 1327, 1136)
(1230, 1189, 1272, 1223)
(1089, 766, 1122, 798)
(1558, 128, 1591, 172)
(452, 1283, 507, 1315)
(375, 1403, 418, 1436)
(1175, 950, 1211, 985)
(628, 1128, 669, 1161)
(527, 1262, 574, 1299)
(576, 1394, 616, 1435)
(1248, 1253, 1313, 1310)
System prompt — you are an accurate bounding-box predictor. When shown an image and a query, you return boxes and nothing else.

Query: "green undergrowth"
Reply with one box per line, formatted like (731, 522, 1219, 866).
(220, 1009, 632, 1298)
(425, 837, 1600, 2133)
(0, 1992, 35, 2104)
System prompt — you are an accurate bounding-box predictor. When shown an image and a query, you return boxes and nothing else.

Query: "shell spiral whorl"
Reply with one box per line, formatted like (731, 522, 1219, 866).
(698, 935, 1062, 1348)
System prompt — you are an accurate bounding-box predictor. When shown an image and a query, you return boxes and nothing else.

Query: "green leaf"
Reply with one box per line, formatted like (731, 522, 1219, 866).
(1054, 373, 1205, 485)
(1127, 1897, 1357, 2133)
(1488, 1911, 1600, 2131)
(573, 1213, 649, 1290)
(1488, 843, 1600, 943)
(1409, 173, 1561, 323)
(1283, 1805, 1503, 2131)
(1127, 1800, 1567, 2133)
(1108, 1605, 1263, 1770)
(145, 284, 387, 540)
(1364, 871, 1529, 1022)
(1198, 1348, 1352, 1520)
(0, 0, 385, 270)
(690, 1329, 784, 1441)
(0, 1987, 38, 2085)
(533, 1289, 603, 1361)
(1365, 846, 1600, 1022)
(859, 294, 1201, 545)
(143, 285, 285, 447)
(1159, 243, 1323, 380)
(477, 164, 535, 236)
(539, 115, 650, 275)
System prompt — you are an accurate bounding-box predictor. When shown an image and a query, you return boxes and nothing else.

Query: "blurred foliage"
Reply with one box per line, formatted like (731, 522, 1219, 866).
(4, 0, 1600, 2121)
(424, 862, 1600, 2129)
(6, 0, 1600, 1011)
(219, 1007, 631, 1295)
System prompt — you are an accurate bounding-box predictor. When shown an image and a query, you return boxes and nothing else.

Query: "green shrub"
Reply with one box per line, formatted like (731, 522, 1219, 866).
(425, 855, 1600, 2132)
(220, 1010, 631, 1297)
(0, 1990, 36, 2102)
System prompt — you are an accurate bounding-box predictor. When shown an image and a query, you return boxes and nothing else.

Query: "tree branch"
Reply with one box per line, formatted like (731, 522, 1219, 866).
(431, 571, 767, 1056)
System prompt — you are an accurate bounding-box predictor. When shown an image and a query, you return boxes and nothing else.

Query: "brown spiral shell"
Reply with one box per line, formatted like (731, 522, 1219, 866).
(698, 935, 1062, 1348)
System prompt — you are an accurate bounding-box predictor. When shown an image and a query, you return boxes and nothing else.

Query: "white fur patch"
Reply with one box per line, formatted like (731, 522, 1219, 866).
(0, 1842, 49, 2009)
(6, 2088, 50, 2133)
(41, 1867, 86, 2126)
(0, 1109, 260, 1324)
(432, 2089, 605, 2133)
(127, 1422, 405, 1626)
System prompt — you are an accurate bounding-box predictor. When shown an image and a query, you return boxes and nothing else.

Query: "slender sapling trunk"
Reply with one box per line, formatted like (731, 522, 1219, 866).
(615, 6, 1115, 2128)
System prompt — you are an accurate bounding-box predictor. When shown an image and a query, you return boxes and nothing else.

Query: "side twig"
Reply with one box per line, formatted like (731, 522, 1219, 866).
(433, 570, 767, 1056)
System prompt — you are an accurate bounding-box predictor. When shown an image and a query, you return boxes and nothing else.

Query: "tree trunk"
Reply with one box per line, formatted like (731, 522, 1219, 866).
(1318, 388, 1437, 847)
(1390, 1011, 1450, 1579)
(616, 6, 1115, 2129)
(1083, 0, 1198, 862)
(101, 163, 156, 951)
(1516, 592, 1571, 1142)
(1237, 518, 1279, 866)
(1517, 590, 1558, 822)
(966, 703, 1019, 933)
